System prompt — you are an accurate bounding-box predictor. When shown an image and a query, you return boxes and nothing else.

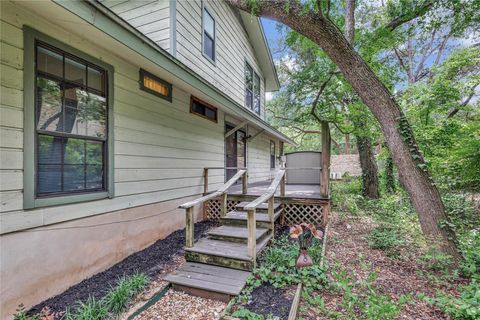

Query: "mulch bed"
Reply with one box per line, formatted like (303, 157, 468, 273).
(244, 284, 296, 320)
(28, 221, 217, 315)
(300, 214, 467, 319)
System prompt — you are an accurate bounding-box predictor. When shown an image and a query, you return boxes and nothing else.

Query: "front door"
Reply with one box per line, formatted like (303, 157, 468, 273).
(225, 124, 246, 181)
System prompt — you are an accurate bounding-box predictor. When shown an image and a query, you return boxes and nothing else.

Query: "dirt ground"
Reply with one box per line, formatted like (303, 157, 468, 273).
(300, 213, 467, 319)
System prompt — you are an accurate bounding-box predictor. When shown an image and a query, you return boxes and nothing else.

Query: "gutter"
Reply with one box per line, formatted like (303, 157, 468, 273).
(54, 0, 294, 144)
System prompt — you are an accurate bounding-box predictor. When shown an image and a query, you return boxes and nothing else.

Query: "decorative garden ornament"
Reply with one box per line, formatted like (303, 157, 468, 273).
(289, 223, 323, 268)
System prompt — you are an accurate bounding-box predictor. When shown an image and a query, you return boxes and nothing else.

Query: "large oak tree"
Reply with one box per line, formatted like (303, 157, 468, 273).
(227, 0, 460, 261)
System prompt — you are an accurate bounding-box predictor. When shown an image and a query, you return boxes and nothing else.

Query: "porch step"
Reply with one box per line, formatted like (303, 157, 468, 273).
(165, 262, 250, 302)
(221, 209, 283, 228)
(235, 201, 282, 213)
(207, 225, 270, 243)
(185, 234, 272, 271)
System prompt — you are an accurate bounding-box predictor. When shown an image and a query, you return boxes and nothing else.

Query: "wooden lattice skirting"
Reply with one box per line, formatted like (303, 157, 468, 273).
(204, 196, 329, 226)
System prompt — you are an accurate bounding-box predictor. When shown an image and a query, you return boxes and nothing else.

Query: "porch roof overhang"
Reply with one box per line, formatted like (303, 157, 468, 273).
(41, 0, 293, 144)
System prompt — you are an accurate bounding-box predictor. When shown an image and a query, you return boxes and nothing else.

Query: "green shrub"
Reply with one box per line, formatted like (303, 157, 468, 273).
(367, 225, 404, 252)
(104, 273, 149, 315)
(433, 278, 480, 320)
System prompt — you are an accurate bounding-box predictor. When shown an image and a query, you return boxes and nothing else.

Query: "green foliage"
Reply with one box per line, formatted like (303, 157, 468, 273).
(367, 225, 405, 255)
(14, 273, 149, 320)
(104, 273, 149, 315)
(231, 307, 266, 320)
(431, 278, 480, 320)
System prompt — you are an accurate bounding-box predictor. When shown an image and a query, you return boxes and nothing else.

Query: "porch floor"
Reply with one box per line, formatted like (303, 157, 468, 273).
(228, 181, 324, 199)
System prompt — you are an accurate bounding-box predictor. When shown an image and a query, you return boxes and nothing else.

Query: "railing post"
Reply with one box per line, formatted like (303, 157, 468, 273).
(280, 173, 286, 196)
(242, 172, 248, 194)
(203, 168, 209, 195)
(247, 208, 257, 266)
(220, 193, 228, 218)
(268, 196, 274, 237)
(185, 207, 194, 248)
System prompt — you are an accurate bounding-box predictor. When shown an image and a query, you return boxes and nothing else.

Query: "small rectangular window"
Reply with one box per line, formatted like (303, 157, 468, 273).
(203, 7, 215, 62)
(245, 62, 261, 115)
(270, 141, 276, 169)
(139, 69, 172, 102)
(190, 96, 217, 122)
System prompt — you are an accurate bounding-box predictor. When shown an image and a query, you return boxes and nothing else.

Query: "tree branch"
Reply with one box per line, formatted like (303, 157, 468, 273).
(447, 84, 479, 118)
(383, 1, 434, 31)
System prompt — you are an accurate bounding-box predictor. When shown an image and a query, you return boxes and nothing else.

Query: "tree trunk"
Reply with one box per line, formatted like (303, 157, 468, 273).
(345, 134, 350, 154)
(227, 0, 460, 262)
(385, 155, 396, 193)
(357, 135, 380, 199)
(346, 0, 379, 199)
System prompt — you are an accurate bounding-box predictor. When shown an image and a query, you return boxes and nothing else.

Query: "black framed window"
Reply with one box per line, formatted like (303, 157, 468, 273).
(245, 62, 261, 115)
(270, 141, 276, 169)
(35, 42, 108, 197)
(203, 7, 215, 62)
(139, 69, 172, 102)
(190, 96, 218, 122)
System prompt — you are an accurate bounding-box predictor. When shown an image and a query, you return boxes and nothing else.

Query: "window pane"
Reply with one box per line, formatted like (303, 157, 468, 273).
(36, 77, 63, 131)
(86, 142, 103, 165)
(64, 138, 85, 164)
(85, 93, 107, 138)
(38, 135, 62, 164)
(254, 73, 260, 95)
(203, 9, 215, 36)
(37, 46, 63, 78)
(205, 107, 216, 120)
(38, 164, 62, 193)
(245, 89, 253, 110)
(86, 165, 103, 189)
(63, 165, 85, 191)
(203, 34, 214, 60)
(65, 57, 86, 85)
(88, 67, 105, 92)
(254, 96, 260, 114)
(245, 64, 253, 90)
(193, 101, 205, 115)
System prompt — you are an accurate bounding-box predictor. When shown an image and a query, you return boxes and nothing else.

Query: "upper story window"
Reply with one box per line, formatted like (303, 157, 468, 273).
(35, 42, 108, 197)
(202, 7, 215, 62)
(270, 141, 276, 169)
(245, 62, 261, 115)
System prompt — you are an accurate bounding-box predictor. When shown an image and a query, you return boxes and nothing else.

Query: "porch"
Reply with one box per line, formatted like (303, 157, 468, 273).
(228, 180, 324, 199)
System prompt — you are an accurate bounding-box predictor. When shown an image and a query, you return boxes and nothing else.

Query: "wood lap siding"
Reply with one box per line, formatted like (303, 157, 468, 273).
(248, 129, 277, 183)
(101, 0, 170, 51)
(0, 2, 226, 233)
(176, 1, 266, 115)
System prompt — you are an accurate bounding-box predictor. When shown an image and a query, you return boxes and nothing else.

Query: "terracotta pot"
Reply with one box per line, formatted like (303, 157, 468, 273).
(296, 249, 313, 268)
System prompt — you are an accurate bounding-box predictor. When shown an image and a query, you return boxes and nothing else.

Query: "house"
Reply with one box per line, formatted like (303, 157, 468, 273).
(0, 0, 295, 317)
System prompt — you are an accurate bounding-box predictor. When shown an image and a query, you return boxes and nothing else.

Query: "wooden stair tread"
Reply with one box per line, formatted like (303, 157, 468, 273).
(236, 202, 281, 211)
(185, 235, 272, 261)
(165, 262, 250, 295)
(223, 209, 282, 222)
(207, 225, 269, 240)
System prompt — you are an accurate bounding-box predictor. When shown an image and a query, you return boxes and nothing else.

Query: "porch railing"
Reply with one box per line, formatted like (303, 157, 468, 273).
(243, 170, 286, 263)
(202, 167, 248, 195)
(179, 169, 248, 248)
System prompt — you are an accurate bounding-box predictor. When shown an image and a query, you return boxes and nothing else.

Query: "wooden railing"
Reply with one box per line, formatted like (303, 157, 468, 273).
(243, 170, 286, 263)
(180, 169, 248, 248)
(203, 167, 248, 195)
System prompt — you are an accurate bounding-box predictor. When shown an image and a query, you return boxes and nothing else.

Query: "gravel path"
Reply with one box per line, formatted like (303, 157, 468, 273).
(28, 221, 216, 315)
(134, 290, 226, 320)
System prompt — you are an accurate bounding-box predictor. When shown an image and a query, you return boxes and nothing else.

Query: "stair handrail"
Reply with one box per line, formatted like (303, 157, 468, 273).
(243, 170, 286, 264)
(179, 169, 248, 248)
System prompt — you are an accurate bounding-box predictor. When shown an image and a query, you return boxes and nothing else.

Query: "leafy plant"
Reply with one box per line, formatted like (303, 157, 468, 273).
(367, 225, 404, 254)
(432, 278, 480, 320)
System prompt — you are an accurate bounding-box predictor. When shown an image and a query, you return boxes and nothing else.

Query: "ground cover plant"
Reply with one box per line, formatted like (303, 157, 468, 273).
(229, 227, 326, 320)
(297, 179, 478, 319)
(14, 273, 148, 320)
